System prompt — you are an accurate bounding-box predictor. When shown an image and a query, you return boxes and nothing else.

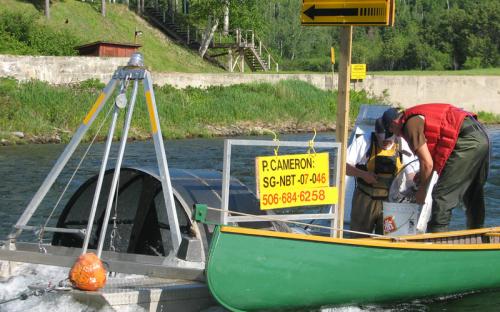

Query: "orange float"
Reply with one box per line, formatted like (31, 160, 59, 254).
(69, 252, 107, 291)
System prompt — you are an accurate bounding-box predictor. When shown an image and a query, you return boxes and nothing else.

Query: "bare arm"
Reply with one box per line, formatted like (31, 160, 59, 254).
(414, 143, 434, 204)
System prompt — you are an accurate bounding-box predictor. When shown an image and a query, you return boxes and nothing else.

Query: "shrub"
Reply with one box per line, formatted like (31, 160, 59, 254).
(0, 11, 79, 56)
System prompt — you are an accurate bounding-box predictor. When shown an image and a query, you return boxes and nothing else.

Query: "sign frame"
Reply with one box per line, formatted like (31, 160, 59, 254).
(221, 139, 342, 237)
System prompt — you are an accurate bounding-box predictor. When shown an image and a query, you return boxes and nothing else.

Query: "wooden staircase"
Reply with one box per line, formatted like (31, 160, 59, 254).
(244, 46, 268, 72)
(143, 7, 277, 72)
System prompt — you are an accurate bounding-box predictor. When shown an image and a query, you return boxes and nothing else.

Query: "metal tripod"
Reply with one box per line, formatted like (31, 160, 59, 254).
(8, 53, 182, 256)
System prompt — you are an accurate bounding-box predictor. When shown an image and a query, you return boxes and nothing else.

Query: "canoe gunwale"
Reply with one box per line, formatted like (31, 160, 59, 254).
(220, 226, 500, 250)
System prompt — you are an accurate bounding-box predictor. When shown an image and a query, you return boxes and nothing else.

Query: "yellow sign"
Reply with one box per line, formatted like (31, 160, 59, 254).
(351, 63, 366, 80)
(330, 47, 335, 64)
(256, 153, 338, 210)
(301, 0, 394, 26)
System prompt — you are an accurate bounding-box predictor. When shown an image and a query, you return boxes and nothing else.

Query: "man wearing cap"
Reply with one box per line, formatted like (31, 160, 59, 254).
(346, 114, 415, 237)
(384, 104, 490, 232)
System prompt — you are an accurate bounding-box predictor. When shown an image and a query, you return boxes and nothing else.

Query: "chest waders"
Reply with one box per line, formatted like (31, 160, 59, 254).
(355, 133, 402, 200)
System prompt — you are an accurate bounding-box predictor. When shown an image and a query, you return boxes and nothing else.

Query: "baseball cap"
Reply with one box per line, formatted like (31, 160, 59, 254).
(381, 108, 400, 132)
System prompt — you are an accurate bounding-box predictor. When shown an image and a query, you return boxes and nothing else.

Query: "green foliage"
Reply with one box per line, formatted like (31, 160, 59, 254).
(0, 78, 385, 143)
(0, 11, 79, 55)
(477, 111, 500, 124)
(0, 0, 220, 72)
(244, 0, 500, 71)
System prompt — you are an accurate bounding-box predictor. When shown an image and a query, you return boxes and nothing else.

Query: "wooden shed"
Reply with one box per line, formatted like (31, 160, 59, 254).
(75, 41, 142, 57)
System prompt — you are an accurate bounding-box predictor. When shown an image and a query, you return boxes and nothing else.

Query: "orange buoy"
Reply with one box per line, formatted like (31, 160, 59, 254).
(69, 252, 107, 291)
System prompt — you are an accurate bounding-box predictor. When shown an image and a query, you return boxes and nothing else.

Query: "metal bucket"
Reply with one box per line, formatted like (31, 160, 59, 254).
(383, 202, 420, 236)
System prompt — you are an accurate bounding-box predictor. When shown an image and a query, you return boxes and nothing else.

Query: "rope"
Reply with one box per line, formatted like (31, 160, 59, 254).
(0, 278, 69, 305)
(307, 128, 317, 154)
(269, 130, 279, 156)
(109, 99, 128, 253)
(204, 206, 404, 240)
(37, 100, 116, 251)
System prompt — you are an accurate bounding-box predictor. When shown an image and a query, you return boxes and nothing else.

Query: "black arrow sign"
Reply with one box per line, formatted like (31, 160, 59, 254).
(303, 5, 358, 20)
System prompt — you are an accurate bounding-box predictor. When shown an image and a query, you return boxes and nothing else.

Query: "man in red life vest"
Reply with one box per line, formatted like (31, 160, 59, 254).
(383, 104, 490, 232)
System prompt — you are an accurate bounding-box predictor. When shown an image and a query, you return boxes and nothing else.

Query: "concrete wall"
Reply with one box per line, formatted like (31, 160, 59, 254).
(1, 55, 499, 113)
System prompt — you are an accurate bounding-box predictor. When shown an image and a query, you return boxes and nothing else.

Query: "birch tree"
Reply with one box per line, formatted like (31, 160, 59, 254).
(45, 0, 50, 19)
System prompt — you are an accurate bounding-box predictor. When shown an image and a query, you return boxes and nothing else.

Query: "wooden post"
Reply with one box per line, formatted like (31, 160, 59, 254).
(335, 26, 352, 238)
(228, 49, 233, 73)
(239, 48, 245, 72)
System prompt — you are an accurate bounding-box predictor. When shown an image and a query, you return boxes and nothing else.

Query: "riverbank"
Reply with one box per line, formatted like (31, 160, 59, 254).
(0, 78, 383, 145)
(0, 120, 336, 145)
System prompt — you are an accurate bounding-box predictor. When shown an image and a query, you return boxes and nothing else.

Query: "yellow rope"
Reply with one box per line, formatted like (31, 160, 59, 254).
(307, 128, 317, 154)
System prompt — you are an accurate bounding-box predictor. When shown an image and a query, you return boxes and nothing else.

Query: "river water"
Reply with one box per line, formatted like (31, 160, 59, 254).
(1, 129, 500, 311)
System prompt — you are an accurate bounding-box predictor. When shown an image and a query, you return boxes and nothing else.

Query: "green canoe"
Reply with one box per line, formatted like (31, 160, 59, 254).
(206, 226, 500, 311)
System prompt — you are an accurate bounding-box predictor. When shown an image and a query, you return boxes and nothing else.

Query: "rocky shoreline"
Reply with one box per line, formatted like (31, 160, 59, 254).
(0, 121, 337, 146)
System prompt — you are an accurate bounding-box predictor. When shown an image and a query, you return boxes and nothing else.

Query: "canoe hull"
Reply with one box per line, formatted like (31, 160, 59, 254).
(206, 226, 500, 311)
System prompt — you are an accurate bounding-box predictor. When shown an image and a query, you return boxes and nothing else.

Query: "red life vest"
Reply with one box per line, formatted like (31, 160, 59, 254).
(400, 103, 474, 175)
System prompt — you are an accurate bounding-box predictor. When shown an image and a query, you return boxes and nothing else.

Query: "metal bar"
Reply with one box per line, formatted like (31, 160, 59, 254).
(0, 244, 204, 281)
(143, 71, 182, 253)
(333, 140, 342, 237)
(221, 140, 232, 225)
(226, 214, 337, 223)
(10, 79, 118, 240)
(15, 225, 85, 234)
(226, 139, 341, 149)
(96, 80, 139, 258)
(82, 105, 120, 255)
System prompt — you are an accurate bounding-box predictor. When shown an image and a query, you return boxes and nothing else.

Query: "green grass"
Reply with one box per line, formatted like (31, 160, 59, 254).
(0, 78, 386, 143)
(0, 0, 220, 72)
(477, 111, 500, 124)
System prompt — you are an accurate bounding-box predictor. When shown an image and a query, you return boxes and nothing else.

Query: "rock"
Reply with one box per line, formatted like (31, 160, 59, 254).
(11, 132, 24, 138)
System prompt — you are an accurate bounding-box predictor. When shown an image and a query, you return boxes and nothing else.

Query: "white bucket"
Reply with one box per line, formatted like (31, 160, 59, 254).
(383, 202, 420, 236)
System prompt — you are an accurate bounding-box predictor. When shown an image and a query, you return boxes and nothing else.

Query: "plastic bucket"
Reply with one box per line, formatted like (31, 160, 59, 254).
(383, 202, 420, 236)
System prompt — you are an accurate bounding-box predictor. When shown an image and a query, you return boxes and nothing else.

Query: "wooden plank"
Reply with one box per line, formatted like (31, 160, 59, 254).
(335, 26, 352, 238)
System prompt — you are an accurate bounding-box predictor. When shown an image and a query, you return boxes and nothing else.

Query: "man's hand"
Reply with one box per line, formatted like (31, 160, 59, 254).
(415, 187, 426, 204)
(362, 171, 378, 184)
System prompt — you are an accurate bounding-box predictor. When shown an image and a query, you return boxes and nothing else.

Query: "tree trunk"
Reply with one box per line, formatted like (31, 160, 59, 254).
(101, 0, 106, 17)
(223, 0, 229, 35)
(45, 0, 50, 19)
(199, 17, 219, 58)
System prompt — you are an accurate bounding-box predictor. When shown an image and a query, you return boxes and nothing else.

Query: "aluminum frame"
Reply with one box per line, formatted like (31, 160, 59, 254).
(6, 54, 182, 256)
(221, 139, 342, 237)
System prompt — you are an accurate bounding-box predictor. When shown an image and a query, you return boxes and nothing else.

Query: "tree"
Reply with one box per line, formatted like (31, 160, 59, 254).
(102, 0, 106, 17)
(45, 0, 50, 19)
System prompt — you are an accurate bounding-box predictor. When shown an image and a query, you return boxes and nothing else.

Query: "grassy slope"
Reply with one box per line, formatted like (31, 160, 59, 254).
(1, 0, 220, 72)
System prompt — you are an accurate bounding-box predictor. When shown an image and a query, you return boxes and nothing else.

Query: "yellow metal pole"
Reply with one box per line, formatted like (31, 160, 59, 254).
(335, 26, 353, 238)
